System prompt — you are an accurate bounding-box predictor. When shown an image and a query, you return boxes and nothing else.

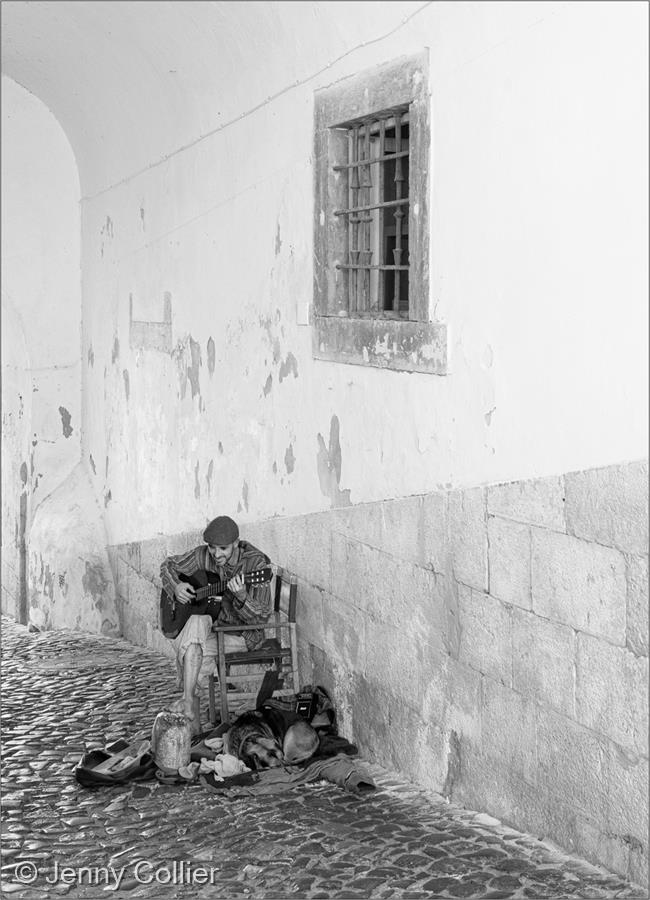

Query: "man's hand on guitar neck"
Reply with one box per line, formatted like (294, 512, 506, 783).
(174, 582, 196, 604)
(227, 572, 247, 601)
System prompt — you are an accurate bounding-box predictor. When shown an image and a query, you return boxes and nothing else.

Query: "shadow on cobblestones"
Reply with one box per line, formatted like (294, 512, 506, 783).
(1, 618, 645, 899)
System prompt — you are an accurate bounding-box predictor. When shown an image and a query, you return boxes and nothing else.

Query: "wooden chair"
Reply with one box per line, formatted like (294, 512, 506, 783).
(207, 566, 299, 725)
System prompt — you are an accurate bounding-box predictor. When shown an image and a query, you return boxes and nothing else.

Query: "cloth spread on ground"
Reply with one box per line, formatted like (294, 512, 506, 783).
(200, 751, 375, 795)
(178, 754, 249, 781)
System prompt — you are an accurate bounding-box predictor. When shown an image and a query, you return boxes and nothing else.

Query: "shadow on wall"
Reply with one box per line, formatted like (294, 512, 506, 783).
(1, 297, 32, 623)
(28, 462, 120, 635)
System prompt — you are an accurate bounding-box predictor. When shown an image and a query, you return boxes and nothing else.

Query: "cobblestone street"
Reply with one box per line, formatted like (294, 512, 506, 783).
(0, 618, 645, 899)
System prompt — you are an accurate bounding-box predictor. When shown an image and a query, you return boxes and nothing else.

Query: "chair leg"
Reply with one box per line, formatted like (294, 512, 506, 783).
(289, 622, 300, 693)
(217, 633, 230, 725)
(208, 674, 216, 725)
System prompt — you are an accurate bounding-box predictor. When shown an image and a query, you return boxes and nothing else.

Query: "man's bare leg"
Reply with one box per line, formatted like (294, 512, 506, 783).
(171, 642, 202, 734)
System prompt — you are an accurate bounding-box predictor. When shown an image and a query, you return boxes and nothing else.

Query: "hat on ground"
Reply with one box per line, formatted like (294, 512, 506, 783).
(282, 719, 319, 765)
(203, 516, 239, 545)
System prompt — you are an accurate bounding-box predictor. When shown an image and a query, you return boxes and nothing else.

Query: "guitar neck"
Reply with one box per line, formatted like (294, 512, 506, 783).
(182, 566, 272, 603)
(194, 579, 228, 602)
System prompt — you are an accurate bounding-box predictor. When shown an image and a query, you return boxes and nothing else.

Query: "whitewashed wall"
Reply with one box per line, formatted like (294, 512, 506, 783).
(74, 0, 647, 544)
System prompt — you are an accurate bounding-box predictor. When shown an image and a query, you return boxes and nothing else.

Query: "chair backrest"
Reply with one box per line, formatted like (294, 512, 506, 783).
(272, 566, 298, 622)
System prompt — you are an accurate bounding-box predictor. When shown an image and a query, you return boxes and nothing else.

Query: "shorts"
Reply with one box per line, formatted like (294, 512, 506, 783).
(172, 615, 247, 689)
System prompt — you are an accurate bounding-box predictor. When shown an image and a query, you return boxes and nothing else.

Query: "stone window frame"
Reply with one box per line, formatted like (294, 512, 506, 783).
(312, 51, 447, 375)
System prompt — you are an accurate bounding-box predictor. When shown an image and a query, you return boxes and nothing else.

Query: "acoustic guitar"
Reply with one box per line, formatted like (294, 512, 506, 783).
(160, 567, 273, 638)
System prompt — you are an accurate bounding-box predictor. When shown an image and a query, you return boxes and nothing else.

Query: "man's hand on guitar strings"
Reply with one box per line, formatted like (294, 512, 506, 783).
(174, 582, 197, 604)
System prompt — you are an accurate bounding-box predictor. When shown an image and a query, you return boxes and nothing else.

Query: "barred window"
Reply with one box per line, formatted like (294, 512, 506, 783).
(333, 108, 410, 317)
(313, 52, 447, 374)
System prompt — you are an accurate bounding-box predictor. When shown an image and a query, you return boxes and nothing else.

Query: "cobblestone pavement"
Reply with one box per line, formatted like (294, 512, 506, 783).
(1, 618, 645, 900)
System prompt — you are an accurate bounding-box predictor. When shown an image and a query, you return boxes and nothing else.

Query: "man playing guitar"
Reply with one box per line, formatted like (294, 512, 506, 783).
(160, 515, 273, 733)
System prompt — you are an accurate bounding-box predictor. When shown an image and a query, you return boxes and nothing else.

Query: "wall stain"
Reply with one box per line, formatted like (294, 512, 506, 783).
(112, 336, 120, 364)
(272, 462, 278, 475)
(163, 291, 172, 322)
(58, 407, 73, 438)
(263, 374, 273, 397)
(82, 561, 108, 610)
(140, 204, 146, 230)
(279, 353, 298, 383)
(99, 216, 114, 259)
(241, 481, 249, 513)
(87, 345, 94, 367)
(43, 564, 55, 601)
(218, 442, 224, 455)
(442, 730, 462, 798)
(484, 407, 496, 427)
(89, 455, 97, 475)
(104, 490, 112, 507)
(206, 459, 214, 497)
(316, 415, 351, 507)
(284, 444, 295, 474)
(207, 337, 216, 376)
(123, 370, 130, 401)
(275, 222, 282, 256)
(20, 462, 28, 485)
(194, 462, 201, 499)
(188, 339, 202, 398)
(175, 336, 202, 399)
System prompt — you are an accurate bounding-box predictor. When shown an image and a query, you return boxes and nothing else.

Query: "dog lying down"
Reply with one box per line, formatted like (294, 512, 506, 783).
(224, 706, 320, 771)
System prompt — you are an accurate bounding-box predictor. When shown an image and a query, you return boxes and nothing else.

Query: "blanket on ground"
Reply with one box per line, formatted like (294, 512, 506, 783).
(200, 751, 375, 795)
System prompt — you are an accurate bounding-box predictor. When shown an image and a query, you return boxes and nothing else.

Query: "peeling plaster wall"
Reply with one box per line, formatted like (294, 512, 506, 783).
(28, 463, 119, 635)
(60, 0, 647, 547)
(1, 76, 82, 619)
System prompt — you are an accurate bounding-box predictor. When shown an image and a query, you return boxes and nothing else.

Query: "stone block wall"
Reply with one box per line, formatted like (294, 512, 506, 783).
(109, 459, 648, 886)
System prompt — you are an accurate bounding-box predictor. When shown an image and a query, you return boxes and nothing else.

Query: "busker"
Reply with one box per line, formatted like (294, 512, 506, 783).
(160, 515, 273, 733)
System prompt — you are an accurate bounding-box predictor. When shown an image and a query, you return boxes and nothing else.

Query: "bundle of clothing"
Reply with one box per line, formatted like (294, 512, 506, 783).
(74, 684, 375, 796)
(197, 688, 375, 795)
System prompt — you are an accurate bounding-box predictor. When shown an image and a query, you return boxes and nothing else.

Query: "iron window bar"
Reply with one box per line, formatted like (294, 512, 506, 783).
(334, 105, 410, 316)
(332, 150, 409, 171)
(336, 264, 409, 270)
(334, 110, 409, 136)
(333, 198, 409, 217)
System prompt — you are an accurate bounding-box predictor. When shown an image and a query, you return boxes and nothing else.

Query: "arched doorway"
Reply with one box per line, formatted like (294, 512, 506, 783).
(1, 75, 82, 623)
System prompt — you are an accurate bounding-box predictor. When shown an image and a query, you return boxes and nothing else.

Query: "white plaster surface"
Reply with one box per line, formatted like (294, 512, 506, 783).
(28, 463, 119, 635)
(3, 3, 647, 545)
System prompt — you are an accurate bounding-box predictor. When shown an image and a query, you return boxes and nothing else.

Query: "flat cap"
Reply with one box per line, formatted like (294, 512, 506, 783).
(203, 516, 239, 545)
